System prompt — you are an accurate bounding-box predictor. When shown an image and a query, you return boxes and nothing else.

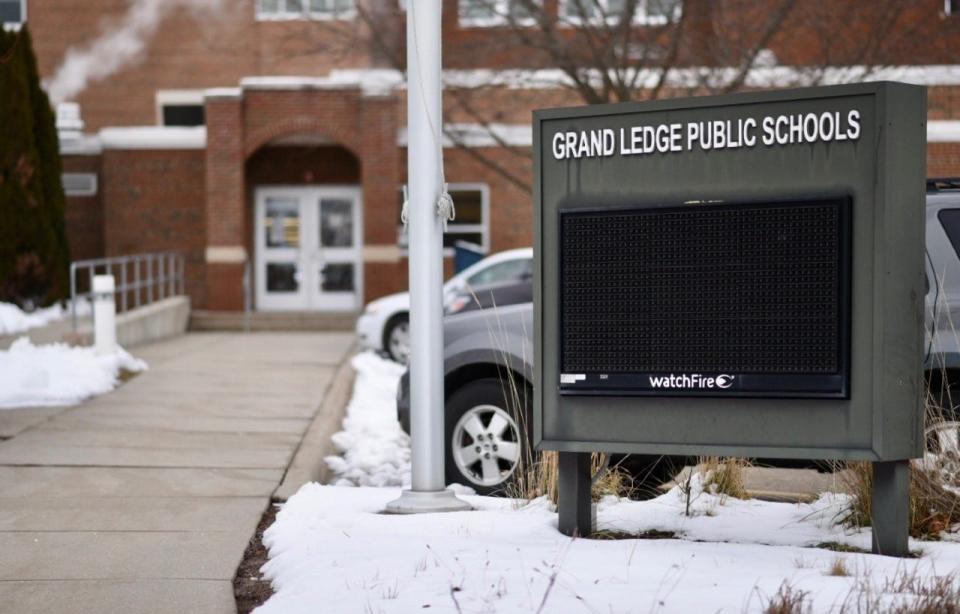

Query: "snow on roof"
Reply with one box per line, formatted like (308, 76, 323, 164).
(928, 121, 960, 142)
(204, 87, 242, 100)
(240, 69, 403, 97)
(443, 65, 960, 90)
(59, 134, 103, 156)
(235, 66, 960, 93)
(98, 126, 207, 150)
(56, 119, 960, 157)
(397, 123, 532, 148)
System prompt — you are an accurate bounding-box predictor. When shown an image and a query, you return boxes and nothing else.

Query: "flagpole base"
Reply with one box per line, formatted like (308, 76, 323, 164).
(384, 489, 472, 514)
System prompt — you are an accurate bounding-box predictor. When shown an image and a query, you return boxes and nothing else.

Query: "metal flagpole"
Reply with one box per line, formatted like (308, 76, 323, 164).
(385, 0, 470, 514)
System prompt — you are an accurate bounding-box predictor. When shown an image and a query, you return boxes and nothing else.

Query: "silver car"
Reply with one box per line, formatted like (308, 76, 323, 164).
(397, 284, 533, 495)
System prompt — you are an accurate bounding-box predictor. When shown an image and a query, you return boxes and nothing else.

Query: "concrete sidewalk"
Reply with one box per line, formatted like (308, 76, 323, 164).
(0, 332, 354, 613)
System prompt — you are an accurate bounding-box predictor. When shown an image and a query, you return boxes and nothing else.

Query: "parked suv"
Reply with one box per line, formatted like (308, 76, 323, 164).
(398, 180, 960, 494)
(397, 278, 676, 495)
(924, 179, 960, 437)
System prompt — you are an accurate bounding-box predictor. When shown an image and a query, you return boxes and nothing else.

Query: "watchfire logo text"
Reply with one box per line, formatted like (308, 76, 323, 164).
(648, 374, 735, 389)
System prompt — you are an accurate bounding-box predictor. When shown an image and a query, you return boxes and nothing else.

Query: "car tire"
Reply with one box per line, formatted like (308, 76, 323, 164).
(383, 314, 410, 364)
(445, 377, 532, 496)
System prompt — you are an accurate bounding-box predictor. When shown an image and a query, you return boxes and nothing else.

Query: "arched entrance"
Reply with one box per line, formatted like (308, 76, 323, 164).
(247, 139, 363, 311)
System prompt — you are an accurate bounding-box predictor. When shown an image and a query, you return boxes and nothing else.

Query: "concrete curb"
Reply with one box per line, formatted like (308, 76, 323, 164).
(659, 465, 842, 504)
(273, 347, 358, 501)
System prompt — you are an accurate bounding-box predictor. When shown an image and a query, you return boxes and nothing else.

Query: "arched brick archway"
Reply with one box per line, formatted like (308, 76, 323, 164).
(243, 120, 363, 161)
(203, 86, 400, 311)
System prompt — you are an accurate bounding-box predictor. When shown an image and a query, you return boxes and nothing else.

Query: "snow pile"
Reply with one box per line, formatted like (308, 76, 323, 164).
(324, 352, 411, 487)
(256, 483, 960, 614)
(0, 301, 90, 336)
(0, 338, 147, 409)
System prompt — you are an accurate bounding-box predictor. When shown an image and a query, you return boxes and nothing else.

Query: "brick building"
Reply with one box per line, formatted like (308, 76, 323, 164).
(7, 0, 960, 312)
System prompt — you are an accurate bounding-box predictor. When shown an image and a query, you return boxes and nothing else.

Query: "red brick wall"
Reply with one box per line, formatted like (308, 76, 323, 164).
(27, 0, 960, 132)
(62, 156, 104, 262)
(929, 87, 960, 120)
(444, 148, 533, 253)
(929, 143, 960, 178)
(365, 261, 409, 303)
(35, 0, 959, 312)
(101, 149, 208, 309)
(363, 261, 454, 303)
(29, 0, 379, 131)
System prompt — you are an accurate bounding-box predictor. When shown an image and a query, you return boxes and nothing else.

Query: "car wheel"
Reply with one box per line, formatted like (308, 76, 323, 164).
(384, 314, 410, 364)
(445, 378, 531, 496)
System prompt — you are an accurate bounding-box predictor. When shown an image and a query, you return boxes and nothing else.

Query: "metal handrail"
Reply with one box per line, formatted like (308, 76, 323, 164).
(70, 252, 185, 331)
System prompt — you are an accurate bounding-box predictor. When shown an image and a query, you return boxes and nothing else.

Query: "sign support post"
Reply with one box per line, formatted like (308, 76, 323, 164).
(385, 0, 470, 515)
(872, 460, 911, 556)
(558, 452, 594, 536)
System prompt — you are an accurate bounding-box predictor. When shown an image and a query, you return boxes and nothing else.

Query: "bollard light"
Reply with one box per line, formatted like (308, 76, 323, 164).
(93, 274, 117, 356)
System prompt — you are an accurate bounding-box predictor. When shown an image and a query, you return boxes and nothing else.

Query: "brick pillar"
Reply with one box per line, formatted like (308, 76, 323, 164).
(204, 92, 247, 311)
(360, 94, 405, 303)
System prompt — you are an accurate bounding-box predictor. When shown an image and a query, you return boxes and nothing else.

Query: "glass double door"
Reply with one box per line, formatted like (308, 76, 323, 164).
(255, 187, 362, 311)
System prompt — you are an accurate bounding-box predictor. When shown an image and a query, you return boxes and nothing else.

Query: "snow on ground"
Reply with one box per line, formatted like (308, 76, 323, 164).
(271, 351, 960, 613)
(0, 301, 91, 335)
(255, 482, 960, 614)
(0, 338, 146, 408)
(324, 351, 411, 488)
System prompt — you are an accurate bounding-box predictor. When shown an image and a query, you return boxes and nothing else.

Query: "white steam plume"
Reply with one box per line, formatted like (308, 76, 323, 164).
(46, 0, 224, 106)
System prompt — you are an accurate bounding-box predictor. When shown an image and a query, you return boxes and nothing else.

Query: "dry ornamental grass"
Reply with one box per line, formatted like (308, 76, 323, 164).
(835, 392, 960, 540)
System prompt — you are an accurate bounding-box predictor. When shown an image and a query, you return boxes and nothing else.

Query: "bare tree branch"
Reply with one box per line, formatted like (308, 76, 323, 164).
(286, 0, 943, 195)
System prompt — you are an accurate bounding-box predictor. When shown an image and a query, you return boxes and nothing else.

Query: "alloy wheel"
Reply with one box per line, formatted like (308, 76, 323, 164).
(451, 404, 522, 487)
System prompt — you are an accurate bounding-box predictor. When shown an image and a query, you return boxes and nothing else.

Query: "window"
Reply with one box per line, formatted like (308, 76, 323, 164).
(560, 0, 681, 25)
(162, 105, 205, 127)
(459, 0, 538, 27)
(466, 258, 531, 287)
(156, 90, 206, 126)
(397, 184, 490, 255)
(62, 173, 98, 197)
(256, 0, 355, 20)
(947, 0, 960, 16)
(0, 0, 25, 28)
(939, 209, 960, 260)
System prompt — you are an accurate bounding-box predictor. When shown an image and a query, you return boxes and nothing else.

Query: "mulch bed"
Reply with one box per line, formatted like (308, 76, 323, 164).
(233, 499, 280, 614)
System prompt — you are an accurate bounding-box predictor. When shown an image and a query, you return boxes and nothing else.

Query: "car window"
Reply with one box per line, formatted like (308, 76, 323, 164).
(938, 209, 960, 261)
(466, 258, 531, 287)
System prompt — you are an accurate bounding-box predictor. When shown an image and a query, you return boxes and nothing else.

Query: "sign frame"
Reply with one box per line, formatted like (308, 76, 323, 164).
(532, 82, 927, 555)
